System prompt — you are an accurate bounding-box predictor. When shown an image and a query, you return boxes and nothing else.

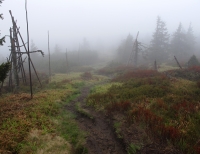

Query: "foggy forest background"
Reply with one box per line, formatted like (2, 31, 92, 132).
(1, 16, 200, 74)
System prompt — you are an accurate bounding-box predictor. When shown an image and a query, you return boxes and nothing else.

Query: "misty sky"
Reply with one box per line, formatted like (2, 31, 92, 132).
(1, 0, 200, 58)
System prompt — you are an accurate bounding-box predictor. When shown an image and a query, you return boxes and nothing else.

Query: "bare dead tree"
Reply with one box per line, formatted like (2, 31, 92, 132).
(127, 32, 139, 67)
(127, 32, 148, 67)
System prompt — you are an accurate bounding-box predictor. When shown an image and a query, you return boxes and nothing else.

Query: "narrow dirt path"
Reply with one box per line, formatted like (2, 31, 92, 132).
(65, 85, 126, 154)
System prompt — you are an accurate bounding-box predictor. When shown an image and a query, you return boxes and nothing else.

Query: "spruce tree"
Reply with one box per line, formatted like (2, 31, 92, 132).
(0, 0, 11, 91)
(150, 16, 169, 62)
(170, 23, 196, 59)
(0, 62, 10, 84)
(171, 23, 185, 55)
(186, 23, 195, 53)
(117, 34, 133, 63)
(188, 55, 199, 67)
(0, 0, 5, 45)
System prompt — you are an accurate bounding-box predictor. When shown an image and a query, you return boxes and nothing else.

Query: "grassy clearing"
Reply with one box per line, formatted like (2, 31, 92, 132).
(0, 73, 89, 153)
(158, 63, 179, 72)
(51, 73, 82, 82)
(90, 82, 122, 94)
(51, 72, 108, 83)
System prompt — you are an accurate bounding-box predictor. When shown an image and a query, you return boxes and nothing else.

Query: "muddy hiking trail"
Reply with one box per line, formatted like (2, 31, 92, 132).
(65, 84, 127, 154)
(65, 83, 183, 154)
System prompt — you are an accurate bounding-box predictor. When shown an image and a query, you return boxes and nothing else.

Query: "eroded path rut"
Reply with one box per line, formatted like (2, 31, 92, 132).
(66, 86, 126, 154)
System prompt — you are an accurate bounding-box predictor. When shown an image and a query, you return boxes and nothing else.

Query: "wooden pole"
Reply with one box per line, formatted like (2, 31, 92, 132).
(78, 44, 80, 66)
(25, 0, 33, 98)
(48, 31, 51, 82)
(10, 28, 19, 91)
(154, 60, 157, 71)
(66, 48, 70, 74)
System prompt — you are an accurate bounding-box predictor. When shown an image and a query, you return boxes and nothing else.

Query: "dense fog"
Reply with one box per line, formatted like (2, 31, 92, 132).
(0, 0, 200, 73)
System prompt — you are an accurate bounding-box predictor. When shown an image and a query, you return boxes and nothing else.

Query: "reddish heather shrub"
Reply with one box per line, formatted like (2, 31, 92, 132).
(81, 72, 92, 80)
(61, 79, 71, 84)
(112, 69, 160, 82)
(194, 145, 200, 154)
(171, 101, 197, 114)
(105, 101, 132, 117)
(188, 66, 200, 72)
(156, 99, 168, 110)
(128, 106, 182, 144)
(162, 125, 181, 142)
(97, 65, 134, 76)
(197, 80, 200, 88)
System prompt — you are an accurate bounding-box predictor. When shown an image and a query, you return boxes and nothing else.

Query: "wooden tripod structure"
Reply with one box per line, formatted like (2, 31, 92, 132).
(8, 10, 43, 94)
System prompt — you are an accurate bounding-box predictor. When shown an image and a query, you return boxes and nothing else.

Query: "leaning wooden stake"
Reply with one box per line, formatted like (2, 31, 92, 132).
(174, 56, 182, 69)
